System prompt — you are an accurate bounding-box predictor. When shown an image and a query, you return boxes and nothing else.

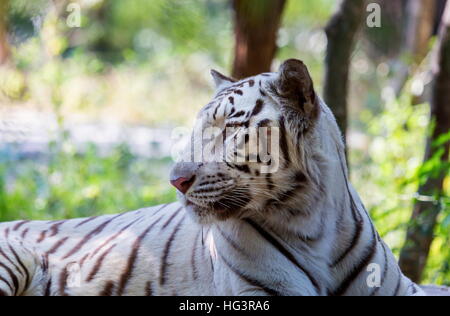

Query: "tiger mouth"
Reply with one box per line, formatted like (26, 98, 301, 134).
(186, 199, 230, 213)
(186, 192, 252, 213)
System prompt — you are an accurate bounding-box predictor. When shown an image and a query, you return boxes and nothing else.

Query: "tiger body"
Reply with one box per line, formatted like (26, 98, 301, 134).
(0, 204, 325, 296)
(0, 60, 424, 296)
(0, 204, 210, 296)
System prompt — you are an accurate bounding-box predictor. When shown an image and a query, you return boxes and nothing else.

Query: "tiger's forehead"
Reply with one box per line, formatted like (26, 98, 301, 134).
(199, 73, 277, 122)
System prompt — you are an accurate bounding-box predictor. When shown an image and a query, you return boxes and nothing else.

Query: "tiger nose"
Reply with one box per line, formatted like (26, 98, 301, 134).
(170, 176, 195, 194)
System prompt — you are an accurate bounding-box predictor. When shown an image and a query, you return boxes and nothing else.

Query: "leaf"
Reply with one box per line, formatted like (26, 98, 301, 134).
(432, 130, 450, 148)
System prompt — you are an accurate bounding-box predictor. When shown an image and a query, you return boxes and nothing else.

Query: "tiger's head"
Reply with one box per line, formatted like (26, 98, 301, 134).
(170, 59, 343, 227)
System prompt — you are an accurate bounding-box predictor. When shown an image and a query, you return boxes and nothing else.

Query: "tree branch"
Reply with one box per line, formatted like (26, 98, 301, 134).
(231, 0, 287, 79)
(323, 0, 367, 142)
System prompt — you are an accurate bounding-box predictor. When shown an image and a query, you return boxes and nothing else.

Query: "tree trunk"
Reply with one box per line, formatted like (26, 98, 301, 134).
(231, 0, 287, 79)
(0, 0, 10, 65)
(364, 0, 406, 63)
(434, 0, 449, 34)
(391, 0, 439, 96)
(399, 3, 450, 283)
(323, 0, 367, 141)
(405, 0, 437, 64)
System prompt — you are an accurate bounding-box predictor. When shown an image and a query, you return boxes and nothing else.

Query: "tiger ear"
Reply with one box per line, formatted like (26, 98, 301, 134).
(211, 69, 236, 91)
(274, 59, 319, 121)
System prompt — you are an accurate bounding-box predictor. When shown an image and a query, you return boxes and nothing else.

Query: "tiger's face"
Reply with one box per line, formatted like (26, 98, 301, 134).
(171, 59, 329, 225)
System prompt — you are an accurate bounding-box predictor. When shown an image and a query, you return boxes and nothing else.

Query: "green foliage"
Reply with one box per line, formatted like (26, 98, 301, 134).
(69, 0, 233, 64)
(0, 142, 176, 221)
(351, 94, 450, 285)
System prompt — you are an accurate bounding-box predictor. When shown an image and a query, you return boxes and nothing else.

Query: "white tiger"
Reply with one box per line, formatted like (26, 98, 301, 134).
(0, 59, 428, 296)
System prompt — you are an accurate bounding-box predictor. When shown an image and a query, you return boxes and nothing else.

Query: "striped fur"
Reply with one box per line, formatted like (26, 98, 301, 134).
(0, 60, 424, 296)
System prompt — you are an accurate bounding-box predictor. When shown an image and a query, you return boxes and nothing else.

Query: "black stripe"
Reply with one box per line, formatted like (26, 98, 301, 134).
(0, 275, 13, 293)
(212, 104, 220, 120)
(159, 216, 185, 285)
(225, 121, 248, 128)
(12, 221, 30, 231)
(335, 196, 347, 233)
(251, 99, 264, 117)
(260, 89, 267, 97)
(8, 244, 30, 290)
(100, 281, 115, 296)
(267, 182, 305, 207)
(36, 230, 48, 243)
(393, 268, 402, 296)
(331, 204, 363, 267)
(191, 229, 202, 280)
(330, 223, 378, 296)
(152, 204, 172, 216)
(411, 283, 418, 295)
(45, 237, 69, 256)
(294, 171, 307, 184)
(269, 185, 309, 209)
(331, 147, 364, 267)
(244, 219, 321, 293)
(44, 278, 52, 296)
(203, 102, 213, 112)
(41, 254, 49, 273)
(229, 111, 246, 119)
(75, 216, 99, 228)
(370, 241, 388, 296)
(62, 213, 123, 260)
(0, 248, 24, 277)
(161, 207, 182, 229)
(90, 217, 140, 258)
(217, 249, 282, 296)
(48, 220, 66, 237)
(278, 117, 291, 166)
(145, 281, 153, 296)
(21, 228, 29, 239)
(117, 215, 165, 295)
(86, 244, 117, 282)
(215, 226, 249, 257)
(234, 164, 251, 174)
(257, 119, 271, 128)
(59, 266, 69, 296)
(79, 253, 89, 267)
(0, 262, 18, 296)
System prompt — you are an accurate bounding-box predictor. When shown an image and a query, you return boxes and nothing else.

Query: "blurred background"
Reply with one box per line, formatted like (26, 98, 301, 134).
(0, 0, 448, 285)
